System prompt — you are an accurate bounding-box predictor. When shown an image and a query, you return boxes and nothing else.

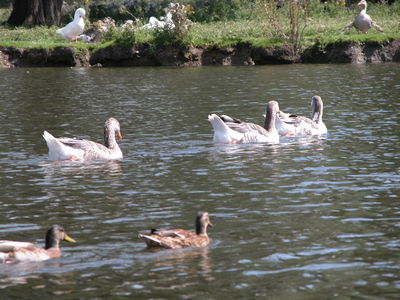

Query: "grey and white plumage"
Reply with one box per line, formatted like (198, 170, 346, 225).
(274, 96, 327, 136)
(343, 0, 383, 34)
(43, 118, 123, 161)
(208, 101, 280, 144)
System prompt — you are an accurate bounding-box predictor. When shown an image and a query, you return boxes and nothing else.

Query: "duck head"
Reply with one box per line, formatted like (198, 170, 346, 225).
(45, 225, 76, 249)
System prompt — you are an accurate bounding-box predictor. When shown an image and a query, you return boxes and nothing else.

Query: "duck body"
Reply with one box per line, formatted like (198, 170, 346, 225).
(0, 225, 76, 263)
(208, 101, 280, 144)
(56, 8, 86, 41)
(139, 212, 212, 249)
(275, 96, 327, 136)
(43, 118, 123, 161)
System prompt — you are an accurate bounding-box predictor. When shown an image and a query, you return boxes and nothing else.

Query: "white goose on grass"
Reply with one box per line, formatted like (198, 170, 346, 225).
(56, 8, 86, 41)
(43, 118, 123, 161)
(274, 96, 328, 136)
(208, 101, 280, 144)
(343, 0, 383, 34)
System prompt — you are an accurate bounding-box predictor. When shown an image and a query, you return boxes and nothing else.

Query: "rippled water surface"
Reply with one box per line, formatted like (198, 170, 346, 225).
(0, 64, 399, 299)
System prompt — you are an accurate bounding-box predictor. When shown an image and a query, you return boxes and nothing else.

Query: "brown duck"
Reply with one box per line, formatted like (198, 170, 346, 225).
(138, 212, 213, 249)
(0, 225, 76, 263)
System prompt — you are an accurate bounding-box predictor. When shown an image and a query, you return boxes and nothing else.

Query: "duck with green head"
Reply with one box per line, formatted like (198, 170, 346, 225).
(0, 225, 76, 263)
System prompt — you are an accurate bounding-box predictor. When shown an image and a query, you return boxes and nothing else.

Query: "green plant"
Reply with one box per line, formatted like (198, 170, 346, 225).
(289, 0, 310, 52)
(151, 3, 193, 46)
(99, 17, 136, 45)
(255, 0, 310, 53)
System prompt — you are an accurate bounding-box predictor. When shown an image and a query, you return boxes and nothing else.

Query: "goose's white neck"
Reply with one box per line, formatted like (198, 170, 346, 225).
(359, 2, 367, 14)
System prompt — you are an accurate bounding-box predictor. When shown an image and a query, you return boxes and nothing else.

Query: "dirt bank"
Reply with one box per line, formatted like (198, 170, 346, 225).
(1, 39, 399, 68)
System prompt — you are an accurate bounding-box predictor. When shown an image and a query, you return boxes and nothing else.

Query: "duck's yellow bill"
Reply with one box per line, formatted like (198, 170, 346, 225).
(64, 234, 76, 243)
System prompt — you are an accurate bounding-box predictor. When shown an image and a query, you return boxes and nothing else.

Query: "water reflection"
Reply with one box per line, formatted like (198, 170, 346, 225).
(143, 247, 213, 281)
(40, 160, 123, 179)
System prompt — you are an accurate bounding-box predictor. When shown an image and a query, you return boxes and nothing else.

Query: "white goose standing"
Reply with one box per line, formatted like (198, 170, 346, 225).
(208, 101, 280, 144)
(275, 96, 327, 136)
(56, 8, 86, 41)
(43, 118, 123, 161)
(344, 0, 383, 34)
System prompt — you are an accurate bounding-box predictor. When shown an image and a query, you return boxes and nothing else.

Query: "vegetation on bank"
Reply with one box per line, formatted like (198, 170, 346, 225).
(0, 1, 399, 52)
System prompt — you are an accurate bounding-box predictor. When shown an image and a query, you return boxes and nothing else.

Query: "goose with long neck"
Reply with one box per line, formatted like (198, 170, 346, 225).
(275, 96, 327, 136)
(208, 101, 280, 144)
(43, 117, 123, 161)
(138, 212, 213, 249)
(56, 8, 86, 41)
(0, 225, 76, 263)
(343, 0, 383, 34)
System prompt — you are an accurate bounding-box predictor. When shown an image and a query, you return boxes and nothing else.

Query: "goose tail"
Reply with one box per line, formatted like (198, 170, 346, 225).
(42, 131, 73, 161)
(208, 114, 242, 143)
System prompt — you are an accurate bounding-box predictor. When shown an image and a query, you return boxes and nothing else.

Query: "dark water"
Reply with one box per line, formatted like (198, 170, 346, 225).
(0, 64, 399, 299)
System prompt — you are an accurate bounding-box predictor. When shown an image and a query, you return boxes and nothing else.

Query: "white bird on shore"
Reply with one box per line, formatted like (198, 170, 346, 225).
(343, 0, 383, 34)
(56, 8, 86, 41)
(143, 12, 174, 30)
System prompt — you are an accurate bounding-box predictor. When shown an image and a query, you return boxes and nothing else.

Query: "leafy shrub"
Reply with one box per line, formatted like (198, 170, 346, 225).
(101, 17, 136, 45)
(255, 0, 310, 53)
(152, 3, 192, 46)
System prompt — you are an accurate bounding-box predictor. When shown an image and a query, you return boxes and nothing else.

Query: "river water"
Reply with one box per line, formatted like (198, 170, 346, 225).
(0, 64, 399, 299)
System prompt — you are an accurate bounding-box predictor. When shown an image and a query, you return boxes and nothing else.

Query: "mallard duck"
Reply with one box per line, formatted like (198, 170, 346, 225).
(138, 212, 213, 249)
(274, 96, 327, 136)
(56, 8, 86, 41)
(0, 225, 76, 263)
(43, 117, 123, 161)
(343, 0, 383, 34)
(208, 101, 280, 144)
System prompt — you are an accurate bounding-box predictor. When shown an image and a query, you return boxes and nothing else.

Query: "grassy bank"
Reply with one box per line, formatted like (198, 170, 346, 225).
(0, 1, 399, 50)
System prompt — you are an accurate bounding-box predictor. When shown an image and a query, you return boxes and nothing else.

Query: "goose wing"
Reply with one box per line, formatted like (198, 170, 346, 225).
(57, 138, 118, 160)
(225, 121, 268, 136)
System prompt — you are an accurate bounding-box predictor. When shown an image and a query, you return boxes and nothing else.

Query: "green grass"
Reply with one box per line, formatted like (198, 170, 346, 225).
(0, 1, 399, 50)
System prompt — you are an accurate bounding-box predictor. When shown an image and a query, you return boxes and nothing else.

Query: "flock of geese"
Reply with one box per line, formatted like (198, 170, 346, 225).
(0, 95, 327, 263)
(56, 1, 383, 42)
(209, 95, 327, 144)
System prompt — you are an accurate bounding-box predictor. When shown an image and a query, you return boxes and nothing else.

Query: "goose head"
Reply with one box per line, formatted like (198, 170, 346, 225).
(104, 118, 122, 147)
(74, 8, 86, 20)
(196, 212, 213, 235)
(45, 225, 76, 249)
(357, 0, 367, 11)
